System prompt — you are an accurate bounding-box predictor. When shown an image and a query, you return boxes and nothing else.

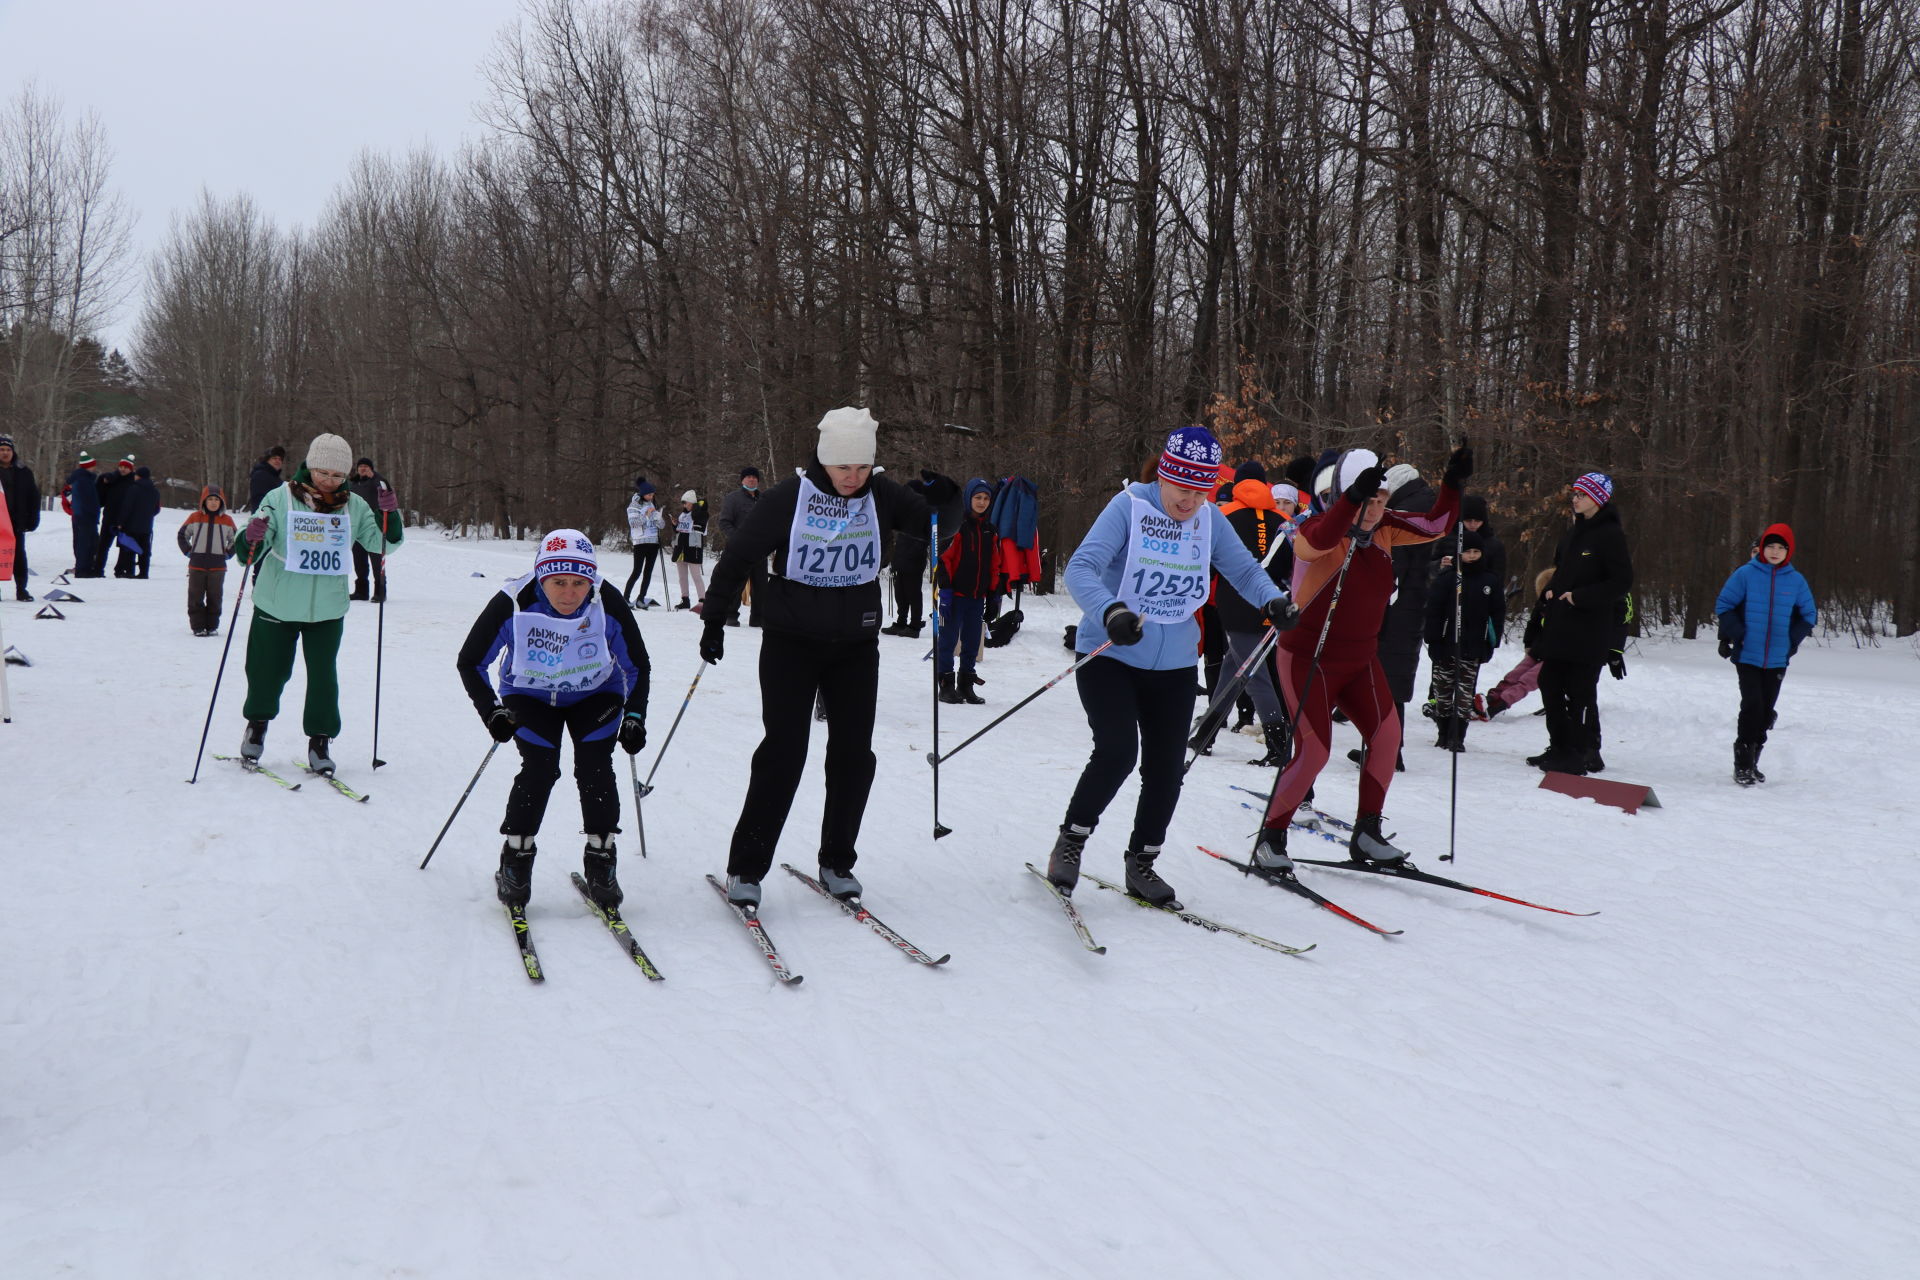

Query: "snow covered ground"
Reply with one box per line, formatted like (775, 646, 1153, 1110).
(3, 507, 1916, 1280)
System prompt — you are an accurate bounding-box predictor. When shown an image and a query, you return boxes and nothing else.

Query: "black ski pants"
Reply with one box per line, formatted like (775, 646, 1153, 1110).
(10, 534, 26, 597)
(623, 543, 659, 602)
(727, 630, 879, 881)
(1539, 658, 1603, 758)
(1063, 656, 1195, 851)
(500, 690, 623, 839)
(893, 534, 927, 627)
(1735, 663, 1787, 746)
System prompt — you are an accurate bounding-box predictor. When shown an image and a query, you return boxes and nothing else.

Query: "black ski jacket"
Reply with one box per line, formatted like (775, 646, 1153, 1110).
(1533, 503, 1633, 666)
(1424, 565, 1506, 664)
(1377, 475, 1438, 702)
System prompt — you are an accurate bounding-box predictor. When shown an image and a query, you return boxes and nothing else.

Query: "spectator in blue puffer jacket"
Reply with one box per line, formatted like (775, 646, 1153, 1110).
(1714, 522, 1817, 786)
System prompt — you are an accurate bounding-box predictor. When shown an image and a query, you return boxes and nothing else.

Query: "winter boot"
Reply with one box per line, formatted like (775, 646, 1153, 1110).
(1123, 846, 1180, 908)
(1749, 743, 1766, 783)
(1250, 725, 1287, 767)
(818, 863, 863, 901)
(1347, 745, 1407, 773)
(239, 719, 269, 765)
(1583, 748, 1606, 773)
(881, 621, 910, 636)
(1250, 824, 1293, 873)
(1444, 718, 1467, 753)
(1046, 823, 1092, 892)
(581, 834, 622, 909)
(307, 735, 336, 777)
(1733, 742, 1755, 786)
(675, 598, 691, 610)
(959, 673, 985, 705)
(1470, 693, 1489, 722)
(496, 836, 537, 907)
(1348, 812, 1409, 866)
(937, 675, 963, 704)
(1434, 720, 1451, 748)
(724, 875, 761, 910)
(1484, 694, 1508, 719)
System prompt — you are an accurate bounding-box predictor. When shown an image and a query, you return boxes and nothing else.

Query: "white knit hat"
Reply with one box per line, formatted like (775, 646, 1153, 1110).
(1271, 482, 1300, 506)
(306, 432, 353, 475)
(681, 489, 696, 503)
(1383, 463, 1420, 495)
(816, 406, 878, 467)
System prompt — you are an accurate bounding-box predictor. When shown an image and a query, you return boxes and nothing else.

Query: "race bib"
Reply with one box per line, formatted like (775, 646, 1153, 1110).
(786, 477, 879, 588)
(1120, 496, 1211, 623)
(285, 505, 351, 577)
(509, 600, 612, 693)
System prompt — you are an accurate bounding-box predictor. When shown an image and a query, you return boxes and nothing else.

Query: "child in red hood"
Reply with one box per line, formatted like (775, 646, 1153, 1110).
(177, 485, 237, 635)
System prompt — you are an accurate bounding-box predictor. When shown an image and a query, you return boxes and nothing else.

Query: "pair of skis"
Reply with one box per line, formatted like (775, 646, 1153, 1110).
(702, 866, 952, 984)
(214, 755, 370, 802)
(1023, 863, 1316, 957)
(505, 873, 664, 984)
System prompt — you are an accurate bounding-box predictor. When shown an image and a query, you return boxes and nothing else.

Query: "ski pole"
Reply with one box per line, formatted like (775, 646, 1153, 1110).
(1186, 624, 1283, 767)
(630, 750, 649, 858)
(420, 741, 500, 869)
(928, 510, 950, 838)
(1444, 518, 1464, 862)
(638, 666, 704, 796)
(187, 547, 254, 784)
(929, 641, 1115, 768)
(372, 479, 391, 770)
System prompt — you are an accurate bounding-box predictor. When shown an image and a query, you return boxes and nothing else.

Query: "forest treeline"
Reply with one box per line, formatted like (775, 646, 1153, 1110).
(11, 0, 1920, 634)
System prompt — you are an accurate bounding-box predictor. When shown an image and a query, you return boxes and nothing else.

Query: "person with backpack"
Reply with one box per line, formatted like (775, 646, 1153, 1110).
(1422, 529, 1504, 751)
(1715, 524, 1817, 785)
(176, 484, 237, 634)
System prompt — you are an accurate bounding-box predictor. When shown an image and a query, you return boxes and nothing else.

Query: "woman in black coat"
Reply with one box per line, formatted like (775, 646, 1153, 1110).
(1529, 472, 1633, 775)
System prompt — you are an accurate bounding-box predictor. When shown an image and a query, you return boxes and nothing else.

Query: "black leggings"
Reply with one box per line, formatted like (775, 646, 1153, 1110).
(727, 631, 880, 881)
(893, 536, 927, 626)
(624, 544, 660, 601)
(500, 691, 623, 838)
(1736, 663, 1787, 745)
(1063, 657, 1195, 849)
(1539, 659, 1603, 756)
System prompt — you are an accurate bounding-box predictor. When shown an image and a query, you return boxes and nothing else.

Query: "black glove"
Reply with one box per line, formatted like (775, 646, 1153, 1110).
(1608, 653, 1627, 681)
(1442, 441, 1474, 489)
(699, 622, 726, 664)
(1265, 597, 1302, 631)
(618, 713, 647, 755)
(1103, 603, 1144, 646)
(484, 704, 518, 743)
(1342, 465, 1388, 505)
(1717, 637, 1735, 660)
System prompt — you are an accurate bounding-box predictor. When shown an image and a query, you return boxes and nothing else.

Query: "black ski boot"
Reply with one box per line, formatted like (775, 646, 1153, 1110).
(937, 675, 963, 704)
(307, 735, 336, 777)
(581, 833, 622, 909)
(1046, 823, 1092, 892)
(1733, 742, 1755, 786)
(1750, 743, 1766, 783)
(496, 836, 537, 907)
(1444, 717, 1467, 753)
(1250, 725, 1287, 767)
(1348, 812, 1410, 866)
(1123, 847, 1180, 908)
(239, 719, 269, 766)
(1250, 824, 1292, 872)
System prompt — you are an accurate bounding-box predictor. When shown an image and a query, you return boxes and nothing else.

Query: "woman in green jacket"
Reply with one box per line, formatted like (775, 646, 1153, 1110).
(234, 433, 403, 775)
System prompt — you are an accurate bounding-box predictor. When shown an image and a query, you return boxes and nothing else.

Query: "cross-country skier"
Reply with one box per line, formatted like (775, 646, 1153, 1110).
(1042, 426, 1301, 909)
(1248, 442, 1469, 872)
(1714, 523, 1817, 785)
(457, 530, 651, 908)
(696, 407, 932, 908)
(233, 433, 404, 774)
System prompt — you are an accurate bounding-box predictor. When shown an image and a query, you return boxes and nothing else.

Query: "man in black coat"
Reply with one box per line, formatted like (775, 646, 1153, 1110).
(115, 465, 163, 578)
(247, 446, 286, 511)
(697, 408, 932, 907)
(1526, 472, 1633, 775)
(884, 468, 958, 637)
(92, 455, 136, 576)
(0, 434, 42, 600)
(64, 450, 102, 579)
(347, 458, 389, 600)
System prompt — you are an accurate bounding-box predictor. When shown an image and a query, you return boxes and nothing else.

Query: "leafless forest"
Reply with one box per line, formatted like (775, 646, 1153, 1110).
(6, 0, 1920, 634)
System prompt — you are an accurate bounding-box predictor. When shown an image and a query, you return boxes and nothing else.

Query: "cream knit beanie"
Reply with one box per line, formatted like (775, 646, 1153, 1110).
(815, 406, 878, 467)
(306, 433, 353, 475)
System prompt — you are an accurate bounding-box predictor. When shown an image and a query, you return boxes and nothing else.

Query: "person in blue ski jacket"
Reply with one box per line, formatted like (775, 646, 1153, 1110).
(457, 530, 651, 910)
(1714, 522, 1817, 786)
(1043, 425, 1300, 909)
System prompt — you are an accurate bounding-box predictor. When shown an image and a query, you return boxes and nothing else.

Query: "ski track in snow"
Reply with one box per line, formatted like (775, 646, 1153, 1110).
(2, 508, 1916, 1279)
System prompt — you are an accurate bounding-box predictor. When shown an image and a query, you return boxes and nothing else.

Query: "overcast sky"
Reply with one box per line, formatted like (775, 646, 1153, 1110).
(0, 0, 528, 350)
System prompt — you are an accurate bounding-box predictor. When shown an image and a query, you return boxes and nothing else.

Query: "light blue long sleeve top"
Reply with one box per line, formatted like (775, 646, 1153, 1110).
(1067, 482, 1287, 670)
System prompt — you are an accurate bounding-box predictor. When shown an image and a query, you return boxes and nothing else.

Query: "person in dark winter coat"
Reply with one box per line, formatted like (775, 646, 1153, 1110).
(92, 455, 136, 576)
(1214, 477, 1295, 765)
(717, 467, 763, 623)
(1715, 523, 1817, 785)
(935, 479, 998, 704)
(63, 450, 102, 579)
(0, 434, 42, 600)
(886, 470, 959, 636)
(697, 407, 933, 908)
(1527, 472, 1633, 775)
(1422, 530, 1504, 750)
(1456, 494, 1507, 595)
(177, 485, 238, 634)
(457, 530, 650, 911)
(114, 465, 162, 579)
(247, 447, 286, 511)
(1368, 463, 1437, 771)
(346, 459, 390, 601)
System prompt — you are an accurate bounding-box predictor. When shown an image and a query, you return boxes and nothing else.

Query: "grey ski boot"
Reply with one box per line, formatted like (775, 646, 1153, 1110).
(1122, 846, 1180, 908)
(1045, 823, 1092, 892)
(1348, 812, 1410, 866)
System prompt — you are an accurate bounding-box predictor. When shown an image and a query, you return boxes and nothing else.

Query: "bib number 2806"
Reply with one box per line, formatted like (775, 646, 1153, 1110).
(297, 548, 344, 574)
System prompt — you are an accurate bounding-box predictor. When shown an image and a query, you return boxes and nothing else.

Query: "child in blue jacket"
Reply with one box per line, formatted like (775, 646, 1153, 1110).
(1714, 523, 1817, 785)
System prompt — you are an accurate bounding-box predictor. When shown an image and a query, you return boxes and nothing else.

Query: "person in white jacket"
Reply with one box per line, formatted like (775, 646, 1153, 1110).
(622, 477, 664, 607)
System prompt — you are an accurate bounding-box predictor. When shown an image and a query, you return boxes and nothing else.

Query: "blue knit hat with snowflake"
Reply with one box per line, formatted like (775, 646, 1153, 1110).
(1157, 425, 1223, 491)
(534, 528, 598, 583)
